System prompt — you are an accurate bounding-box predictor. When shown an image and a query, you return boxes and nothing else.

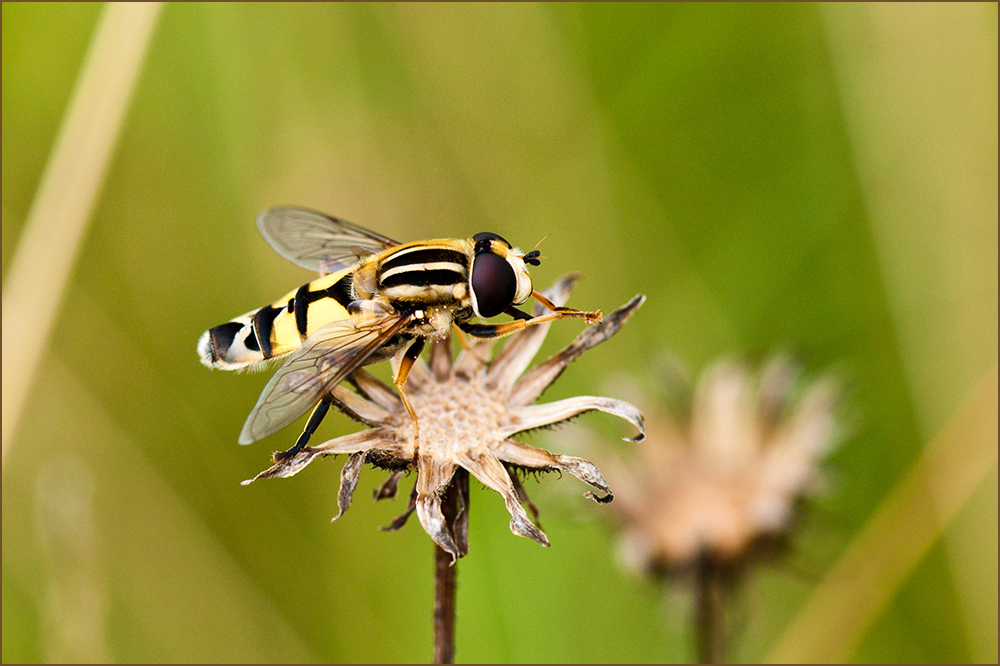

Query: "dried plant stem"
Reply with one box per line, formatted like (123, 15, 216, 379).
(432, 542, 456, 664)
(694, 555, 726, 664)
(433, 475, 462, 664)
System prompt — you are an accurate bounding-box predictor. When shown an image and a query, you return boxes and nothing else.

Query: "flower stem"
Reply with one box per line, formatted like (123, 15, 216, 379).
(433, 479, 461, 664)
(695, 554, 726, 664)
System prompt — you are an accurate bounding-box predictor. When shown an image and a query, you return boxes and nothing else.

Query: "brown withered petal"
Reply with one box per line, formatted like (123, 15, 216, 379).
(506, 294, 648, 411)
(243, 277, 645, 559)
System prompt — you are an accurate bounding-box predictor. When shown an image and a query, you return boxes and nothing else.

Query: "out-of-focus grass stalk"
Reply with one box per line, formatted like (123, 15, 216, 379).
(768, 363, 998, 662)
(1, 2, 162, 466)
(809, 5, 997, 660)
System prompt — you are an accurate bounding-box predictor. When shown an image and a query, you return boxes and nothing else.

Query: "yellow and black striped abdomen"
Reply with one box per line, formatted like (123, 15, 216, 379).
(198, 268, 355, 370)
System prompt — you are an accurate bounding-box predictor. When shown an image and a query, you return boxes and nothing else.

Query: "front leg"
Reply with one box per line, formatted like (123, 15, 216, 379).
(459, 292, 602, 340)
(530, 290, 602, 323)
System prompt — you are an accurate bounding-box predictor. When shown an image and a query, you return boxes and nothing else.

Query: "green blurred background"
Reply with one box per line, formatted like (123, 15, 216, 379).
(3, 3, 996, 662)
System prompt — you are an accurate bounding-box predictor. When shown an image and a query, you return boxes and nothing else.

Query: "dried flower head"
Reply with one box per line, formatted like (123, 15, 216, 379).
(243, 275, 645, 559)
(603, 355, 841, 575)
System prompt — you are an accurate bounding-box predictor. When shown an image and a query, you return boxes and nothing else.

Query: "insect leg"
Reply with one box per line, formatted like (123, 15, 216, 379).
(530, 290, 603, 323)
(459, 302, 603, 340)
(393, 337, 425, 444)
(504, 306, 534, 321)
(451, 322, 491, 364)
(274, 397, 332, 461)
(458, 292, 603, 340)
(451, 322, 473, 350)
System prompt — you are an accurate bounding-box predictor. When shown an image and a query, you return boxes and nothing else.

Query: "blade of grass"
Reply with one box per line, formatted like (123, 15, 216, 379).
(767, 363, 998, 662)
(1, 2, 162, 465)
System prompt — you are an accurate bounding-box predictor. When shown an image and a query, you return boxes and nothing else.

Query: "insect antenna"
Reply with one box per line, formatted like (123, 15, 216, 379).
(524, 235, 548, 266)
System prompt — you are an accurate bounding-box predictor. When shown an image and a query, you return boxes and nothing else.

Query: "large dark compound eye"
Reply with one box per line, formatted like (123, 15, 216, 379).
(471, 251, 516, 318)
(473, 231, 511, 248)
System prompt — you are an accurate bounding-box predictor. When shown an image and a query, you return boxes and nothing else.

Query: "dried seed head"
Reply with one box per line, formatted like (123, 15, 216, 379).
(244, 276, 646, 559)
(600, 355, 842, 575)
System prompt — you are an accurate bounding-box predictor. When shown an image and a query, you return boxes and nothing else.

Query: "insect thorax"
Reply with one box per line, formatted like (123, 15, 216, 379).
(356, 240, 474, 311)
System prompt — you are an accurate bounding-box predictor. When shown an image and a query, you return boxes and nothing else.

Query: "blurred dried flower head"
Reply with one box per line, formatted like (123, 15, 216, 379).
(244, 276, 645, 560)
(606, 355, 841, 575)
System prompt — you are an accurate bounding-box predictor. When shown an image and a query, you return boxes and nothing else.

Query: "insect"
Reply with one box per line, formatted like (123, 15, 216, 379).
(198, 206, 602, 460)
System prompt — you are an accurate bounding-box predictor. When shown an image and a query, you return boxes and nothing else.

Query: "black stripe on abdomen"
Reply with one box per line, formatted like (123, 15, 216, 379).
(294, 273, 355, 336)
(294, 284, 311, 336)
(208, 321, 248, 360)
(252, 305, 281, 357)
(321, 272, 355, 309)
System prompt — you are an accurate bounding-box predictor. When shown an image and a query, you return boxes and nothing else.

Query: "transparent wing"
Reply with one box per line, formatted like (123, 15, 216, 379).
(238, 310, 413, 444)
(256, 206, 400, 274)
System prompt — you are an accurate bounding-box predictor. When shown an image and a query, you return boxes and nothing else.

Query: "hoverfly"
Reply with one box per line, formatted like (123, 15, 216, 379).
(198, 206, 602, 460)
